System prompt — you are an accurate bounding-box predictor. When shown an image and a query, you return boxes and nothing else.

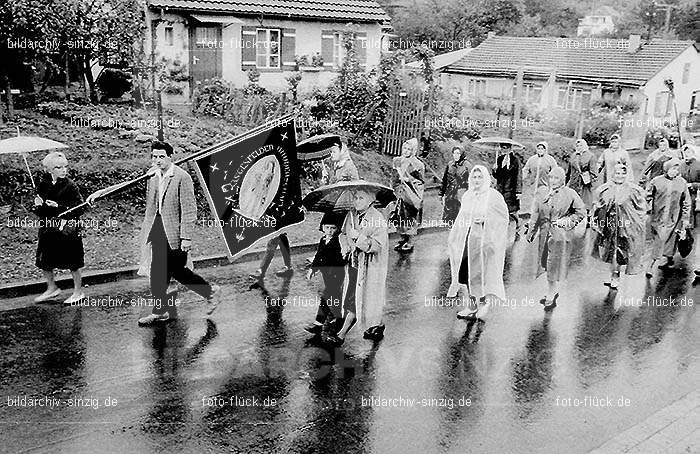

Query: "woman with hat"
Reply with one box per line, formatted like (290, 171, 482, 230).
(645, 158, 691, 276)
(391, 138, 425, 252)
(590, 163, 647, 289)
(493, 142, 523, 235)
(447, 165, 509, 321)
(439, 145, 470, 224)
(33, 151, 87, 305)
(527, 166, 586, 311)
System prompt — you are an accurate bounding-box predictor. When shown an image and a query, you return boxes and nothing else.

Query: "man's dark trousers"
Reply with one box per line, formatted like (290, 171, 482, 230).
(149, 214, 211, 316)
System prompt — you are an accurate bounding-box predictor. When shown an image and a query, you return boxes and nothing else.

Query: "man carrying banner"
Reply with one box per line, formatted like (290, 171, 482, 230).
(133, 141, 220, 324)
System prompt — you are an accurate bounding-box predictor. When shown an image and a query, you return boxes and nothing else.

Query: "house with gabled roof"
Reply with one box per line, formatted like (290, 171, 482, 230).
(441, 34, 700, 148)
(145, 0, 391, 96)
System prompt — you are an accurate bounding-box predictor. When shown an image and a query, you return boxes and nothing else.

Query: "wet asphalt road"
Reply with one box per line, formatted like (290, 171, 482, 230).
(0, 227, 698, 454)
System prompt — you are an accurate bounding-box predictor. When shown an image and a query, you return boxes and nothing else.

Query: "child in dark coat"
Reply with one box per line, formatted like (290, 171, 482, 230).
(304, 212, 347, 335)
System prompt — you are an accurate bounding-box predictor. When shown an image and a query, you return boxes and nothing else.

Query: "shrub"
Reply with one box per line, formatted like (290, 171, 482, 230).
(97, 68, 133, 99)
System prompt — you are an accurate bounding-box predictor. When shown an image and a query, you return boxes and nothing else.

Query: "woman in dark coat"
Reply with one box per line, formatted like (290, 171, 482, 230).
(33, 151, 86, 304)
(493, 143, 523, 233)
(566, 138, 598, 217)
(439, 146, 470, 224)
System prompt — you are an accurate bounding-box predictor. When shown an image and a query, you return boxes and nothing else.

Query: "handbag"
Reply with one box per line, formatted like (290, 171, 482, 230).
(678, 228, 694, 258)
(580, 171, 592, 185)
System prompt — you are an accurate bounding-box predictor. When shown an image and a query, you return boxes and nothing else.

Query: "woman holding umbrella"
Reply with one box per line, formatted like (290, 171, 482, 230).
(391, 138, 425, 252)
(33, 151, 87, 304)
(302, 181, 394, 345)
(590, 163, 647, 289)
(447, 165, 509, 320)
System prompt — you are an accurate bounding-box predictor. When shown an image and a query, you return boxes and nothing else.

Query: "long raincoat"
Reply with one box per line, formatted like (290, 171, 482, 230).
(590, 180, 647, 274)
(341, 205, 389, 328)
(648, 172, 691, 257)
(566, 149, 597, 209)
(447, 166, 509, 300)
(528, 185, 586, 281)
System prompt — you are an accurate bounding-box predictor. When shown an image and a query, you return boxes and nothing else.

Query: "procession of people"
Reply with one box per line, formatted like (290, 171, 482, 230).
(25, 129, 700, 348)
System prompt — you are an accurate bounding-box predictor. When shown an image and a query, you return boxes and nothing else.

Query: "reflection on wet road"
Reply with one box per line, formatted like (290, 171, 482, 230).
(1, 229, 698, 453)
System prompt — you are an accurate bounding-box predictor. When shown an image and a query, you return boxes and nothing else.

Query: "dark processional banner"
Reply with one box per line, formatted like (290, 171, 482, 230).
(194, 119, 304, 260)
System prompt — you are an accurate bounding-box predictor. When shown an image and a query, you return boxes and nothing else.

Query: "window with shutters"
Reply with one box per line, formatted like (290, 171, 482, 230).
(256, 29, 280, 68)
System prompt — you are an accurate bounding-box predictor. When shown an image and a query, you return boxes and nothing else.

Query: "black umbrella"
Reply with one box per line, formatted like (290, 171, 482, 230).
(296, 133, 341, 162)
(302, 180, 396, 212)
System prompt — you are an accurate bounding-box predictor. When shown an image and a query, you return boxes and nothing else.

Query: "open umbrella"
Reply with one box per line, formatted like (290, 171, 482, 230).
(296, 133, 341, 162)
(0, 129, 69, 188)
(473, 137, 525, 148)
(302, 180, 396, 213)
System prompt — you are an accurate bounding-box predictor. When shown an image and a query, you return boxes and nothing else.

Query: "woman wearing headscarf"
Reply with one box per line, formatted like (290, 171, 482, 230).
(328, 139, 359, 183)
(639, 138, 675, 188)
(597, 134, 634, 184)
(447, 165, 509, 320)
(391, 138, 425, 252)
(527, 166, 586, 310)
(590, 163, 647, 289)
(439, 145, 470, 224)
(493, 143, 523, 234)
(33, 151, 87, 305)
(645, 158, 691, 275)
(566, 139, 597, 219)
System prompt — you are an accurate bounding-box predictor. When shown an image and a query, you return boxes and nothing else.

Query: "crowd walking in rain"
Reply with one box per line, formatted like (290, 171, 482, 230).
(21, 130, 699, 345)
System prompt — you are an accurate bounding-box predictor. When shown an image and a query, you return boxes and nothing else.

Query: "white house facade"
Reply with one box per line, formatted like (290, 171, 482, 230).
(145, 0, 390, 97)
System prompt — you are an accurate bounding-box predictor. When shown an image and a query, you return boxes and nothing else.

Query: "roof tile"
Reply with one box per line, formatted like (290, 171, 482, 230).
(445, 36, 695, 86)
(148, 0, 391, 22)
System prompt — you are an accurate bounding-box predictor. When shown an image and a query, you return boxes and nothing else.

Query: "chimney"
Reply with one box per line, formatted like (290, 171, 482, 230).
(487, 31, 496, 39)
(627, 34, 641, 53)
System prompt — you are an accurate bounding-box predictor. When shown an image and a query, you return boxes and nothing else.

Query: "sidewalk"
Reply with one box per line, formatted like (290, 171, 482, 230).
(589, 391, 700, 454)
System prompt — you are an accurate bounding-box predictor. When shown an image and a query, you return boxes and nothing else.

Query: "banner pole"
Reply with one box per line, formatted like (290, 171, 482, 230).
(57, 113, 296, 218)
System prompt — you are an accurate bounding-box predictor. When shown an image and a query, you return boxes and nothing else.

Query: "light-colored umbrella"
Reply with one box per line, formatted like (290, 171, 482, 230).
(473, 137, 525, 148)
(302, 180, 396, 212)
(0, 129, 69, 188)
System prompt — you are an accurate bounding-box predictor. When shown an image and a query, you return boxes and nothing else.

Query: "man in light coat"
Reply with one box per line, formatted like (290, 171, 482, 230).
(136, 141, 219, 325)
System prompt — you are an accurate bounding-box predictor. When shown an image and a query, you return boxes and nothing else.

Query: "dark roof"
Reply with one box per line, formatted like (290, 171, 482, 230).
(444, 36, 696, 86)
(148, 0, 391, 22)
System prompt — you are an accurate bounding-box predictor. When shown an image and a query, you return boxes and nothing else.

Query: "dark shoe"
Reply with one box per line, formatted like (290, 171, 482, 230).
(304, 323, 323, 335)
(363, 325, 385, 341)
(539, 296, 547, 306)
(275, 266, 294, 277)
(457, 308, 477, 320)
(324, 333, 344, 347)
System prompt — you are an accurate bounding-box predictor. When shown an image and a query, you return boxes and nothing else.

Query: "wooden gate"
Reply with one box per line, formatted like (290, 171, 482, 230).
(382, 86, 425, 155)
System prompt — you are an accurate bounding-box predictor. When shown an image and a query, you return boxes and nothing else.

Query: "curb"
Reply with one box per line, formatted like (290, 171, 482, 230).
(0, 226, 448, 300)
